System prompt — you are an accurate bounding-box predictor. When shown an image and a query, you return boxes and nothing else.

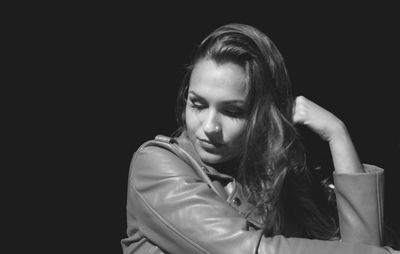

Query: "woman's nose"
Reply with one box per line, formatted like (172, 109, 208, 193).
(203, 111, 222, 134)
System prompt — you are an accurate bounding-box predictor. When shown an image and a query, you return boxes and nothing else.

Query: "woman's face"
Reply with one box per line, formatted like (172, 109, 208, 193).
(185, 59, 249, 165)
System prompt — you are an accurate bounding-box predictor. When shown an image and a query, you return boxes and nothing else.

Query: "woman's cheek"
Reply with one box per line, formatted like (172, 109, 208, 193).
(225, 120, 247, 146)
(185, 108, 200, 134)
(185, 107, 194, 128)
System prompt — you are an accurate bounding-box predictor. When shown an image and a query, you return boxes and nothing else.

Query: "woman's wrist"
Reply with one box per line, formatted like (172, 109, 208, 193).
(327, 119, 347, 144)
(328, 122, 365, 174)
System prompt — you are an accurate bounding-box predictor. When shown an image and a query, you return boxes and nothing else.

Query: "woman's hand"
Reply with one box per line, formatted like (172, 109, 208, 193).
(292, 96, 345, 143)
(293, 96, 364, 173)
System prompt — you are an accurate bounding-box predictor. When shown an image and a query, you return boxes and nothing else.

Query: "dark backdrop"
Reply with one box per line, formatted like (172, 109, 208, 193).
(19, 2, 399, 253)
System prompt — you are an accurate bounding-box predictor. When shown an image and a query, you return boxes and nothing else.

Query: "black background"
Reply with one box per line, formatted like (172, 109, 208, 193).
(10, 2, 399, 253)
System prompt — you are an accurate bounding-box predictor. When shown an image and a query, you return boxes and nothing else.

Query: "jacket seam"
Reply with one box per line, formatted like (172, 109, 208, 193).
(130, 147, 213, 254)
(132, 182, 212, 254)
(376, 172, 383, 243)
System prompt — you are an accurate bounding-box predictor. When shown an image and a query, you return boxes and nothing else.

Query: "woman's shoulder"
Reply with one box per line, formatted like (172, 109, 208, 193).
(134, 135, 179, 159)
(129, 135, 199, 182)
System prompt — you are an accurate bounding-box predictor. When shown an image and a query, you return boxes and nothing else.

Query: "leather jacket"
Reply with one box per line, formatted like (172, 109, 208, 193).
(121, 132, 398, 253)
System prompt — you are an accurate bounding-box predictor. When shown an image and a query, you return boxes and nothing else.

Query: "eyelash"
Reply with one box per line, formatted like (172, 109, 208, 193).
(225, 110, 243, 118)
(189, 101, 205, 110)
(188, 101, 244, 118)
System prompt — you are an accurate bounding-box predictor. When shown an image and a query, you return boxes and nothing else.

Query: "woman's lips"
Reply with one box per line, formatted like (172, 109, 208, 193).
(198, 138, 224, 149)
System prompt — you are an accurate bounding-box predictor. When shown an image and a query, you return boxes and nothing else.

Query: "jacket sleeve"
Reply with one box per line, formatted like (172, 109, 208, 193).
(333, 164, 385, 246)
(126, 146, 394, 254)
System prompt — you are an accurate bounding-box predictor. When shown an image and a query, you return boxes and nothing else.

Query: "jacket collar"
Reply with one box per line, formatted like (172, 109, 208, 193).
(175, 131, 265, 228)
(175, 131, 234, 181)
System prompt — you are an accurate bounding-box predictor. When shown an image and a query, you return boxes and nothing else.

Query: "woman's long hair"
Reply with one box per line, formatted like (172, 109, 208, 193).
(175, 23, 338, 239)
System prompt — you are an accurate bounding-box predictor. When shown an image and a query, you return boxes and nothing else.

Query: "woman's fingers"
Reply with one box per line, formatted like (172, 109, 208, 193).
(293, 96, 344, 141)
(292, 96, 308, 124)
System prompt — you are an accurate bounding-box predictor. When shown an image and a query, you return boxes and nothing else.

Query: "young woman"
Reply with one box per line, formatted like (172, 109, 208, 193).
(121, 23, 399, 253)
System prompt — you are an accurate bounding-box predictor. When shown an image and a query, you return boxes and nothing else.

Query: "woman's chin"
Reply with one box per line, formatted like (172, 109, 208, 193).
(196, 149, 225, 165)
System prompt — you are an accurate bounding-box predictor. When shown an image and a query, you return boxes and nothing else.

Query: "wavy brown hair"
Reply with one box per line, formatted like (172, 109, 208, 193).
(174, 23, 338, 239)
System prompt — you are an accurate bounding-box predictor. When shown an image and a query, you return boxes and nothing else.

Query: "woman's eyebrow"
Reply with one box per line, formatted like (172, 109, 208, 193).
(188, 91, 201, 98)
(188, 91, 245, 105)
(223, 100, 245, 106)
(188, 91, 206, 102)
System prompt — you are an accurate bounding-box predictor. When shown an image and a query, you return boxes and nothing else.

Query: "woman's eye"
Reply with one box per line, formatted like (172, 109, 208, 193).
(224, 109, 244, 118)
(189, 101, 206, 110)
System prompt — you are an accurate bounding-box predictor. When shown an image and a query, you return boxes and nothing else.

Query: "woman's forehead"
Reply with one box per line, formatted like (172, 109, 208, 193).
(189, 59, 249, 101)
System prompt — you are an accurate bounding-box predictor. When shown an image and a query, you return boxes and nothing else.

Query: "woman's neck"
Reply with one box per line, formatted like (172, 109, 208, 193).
(207, 157, 241, 178)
